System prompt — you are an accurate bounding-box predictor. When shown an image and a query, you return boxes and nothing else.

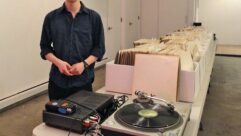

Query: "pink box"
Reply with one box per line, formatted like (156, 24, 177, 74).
(105, 62, 134, 94)
(132, 54, 180, 102)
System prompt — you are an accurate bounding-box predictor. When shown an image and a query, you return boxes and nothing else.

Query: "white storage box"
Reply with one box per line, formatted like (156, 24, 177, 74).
(105, 60, 200, 102)
(178, 63, 200, 102)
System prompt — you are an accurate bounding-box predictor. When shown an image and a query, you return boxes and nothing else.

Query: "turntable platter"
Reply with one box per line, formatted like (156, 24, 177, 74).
(114, 103, 181, 131)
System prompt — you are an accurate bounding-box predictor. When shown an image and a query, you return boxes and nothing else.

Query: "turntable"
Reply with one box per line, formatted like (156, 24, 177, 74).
(101, 91, 191, 136)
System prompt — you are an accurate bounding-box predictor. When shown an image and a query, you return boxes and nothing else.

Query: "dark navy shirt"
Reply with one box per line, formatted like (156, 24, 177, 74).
(40, 2, 105, 88)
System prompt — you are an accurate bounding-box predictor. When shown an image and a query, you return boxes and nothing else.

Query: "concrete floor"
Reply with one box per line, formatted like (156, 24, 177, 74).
(198, 56, 241, 136)
(0, 56, 241, 136)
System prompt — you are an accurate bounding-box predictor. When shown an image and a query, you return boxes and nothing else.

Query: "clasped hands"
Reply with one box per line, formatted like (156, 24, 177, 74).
(56, 60, 85, 76)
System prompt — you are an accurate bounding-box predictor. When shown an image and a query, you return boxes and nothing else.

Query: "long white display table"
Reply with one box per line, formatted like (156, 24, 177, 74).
(33, 42, 217, 136)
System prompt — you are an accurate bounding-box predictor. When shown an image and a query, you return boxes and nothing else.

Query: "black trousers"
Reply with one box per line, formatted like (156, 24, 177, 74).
(48, 80, 93, 100)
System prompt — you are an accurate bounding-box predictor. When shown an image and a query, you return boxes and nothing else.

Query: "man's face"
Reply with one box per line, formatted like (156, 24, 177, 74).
(66, 0, 79, 3)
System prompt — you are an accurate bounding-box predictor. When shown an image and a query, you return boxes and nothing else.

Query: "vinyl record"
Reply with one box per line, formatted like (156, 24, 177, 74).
(115, 103, 181, 131)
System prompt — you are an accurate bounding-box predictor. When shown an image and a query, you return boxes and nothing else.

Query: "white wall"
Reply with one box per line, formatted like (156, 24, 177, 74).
(199, 0, 241, 45)
(123, 0, 141, 49)
(159, 0, 189, 36)
(0, 1, 63, 101)
(140, 0, 159, 39)
(140, 0, 195, 38)
(107, 0, 122, 60)
(187, 0, 195, 25)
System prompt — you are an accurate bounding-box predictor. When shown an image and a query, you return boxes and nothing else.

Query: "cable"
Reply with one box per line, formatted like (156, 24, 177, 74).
(115, 95, 129, 108)
(85, 122, 103, 136)
(84, 95, 128, 136)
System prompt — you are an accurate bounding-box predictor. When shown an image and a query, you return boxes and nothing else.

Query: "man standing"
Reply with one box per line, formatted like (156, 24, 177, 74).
(40, 0, 105, 100)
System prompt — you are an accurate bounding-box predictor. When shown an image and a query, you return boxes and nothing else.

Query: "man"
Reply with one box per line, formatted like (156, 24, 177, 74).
(40, 0, 105, 100)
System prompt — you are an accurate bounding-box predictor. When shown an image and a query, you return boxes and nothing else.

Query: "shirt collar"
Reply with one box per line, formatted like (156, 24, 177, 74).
(60, 1, 89, 14)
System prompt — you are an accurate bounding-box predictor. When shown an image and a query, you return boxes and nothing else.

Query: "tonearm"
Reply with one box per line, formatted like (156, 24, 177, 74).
(135, 90, 175, 112)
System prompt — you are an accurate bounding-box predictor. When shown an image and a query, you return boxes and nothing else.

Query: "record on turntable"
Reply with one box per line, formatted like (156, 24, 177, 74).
(114, 102, 182, 132)
(101, 91, 191, 136)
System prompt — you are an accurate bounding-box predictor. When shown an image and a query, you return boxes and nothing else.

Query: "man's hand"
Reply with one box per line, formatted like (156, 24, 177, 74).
(70, 62, 85, 76)
(56, 60, 73, 76)
(45, 53, 73, 76)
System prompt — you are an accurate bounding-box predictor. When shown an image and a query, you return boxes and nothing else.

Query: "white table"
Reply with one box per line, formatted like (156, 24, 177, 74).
(183, 42, 216, 136)
(33, 43, 217, 136)
(32, 123, 81, 136)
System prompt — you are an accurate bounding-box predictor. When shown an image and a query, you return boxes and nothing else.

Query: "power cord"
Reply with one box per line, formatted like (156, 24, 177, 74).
(85, 123, 103, 136)
(113, 95, 129, 109)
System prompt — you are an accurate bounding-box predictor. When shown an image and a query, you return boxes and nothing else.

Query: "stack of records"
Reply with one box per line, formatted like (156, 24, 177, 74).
(114, 26, 211, 71)
(133, 39, 160, 47)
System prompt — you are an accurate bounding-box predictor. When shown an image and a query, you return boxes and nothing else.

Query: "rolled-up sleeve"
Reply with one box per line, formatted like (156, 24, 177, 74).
(90, 13, 105, 62)
(40, 14, 53, 60)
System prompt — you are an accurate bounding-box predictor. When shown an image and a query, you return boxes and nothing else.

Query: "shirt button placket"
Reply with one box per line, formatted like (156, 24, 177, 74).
(68, 14, 76, 87)
(69, 17, 75, 64)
